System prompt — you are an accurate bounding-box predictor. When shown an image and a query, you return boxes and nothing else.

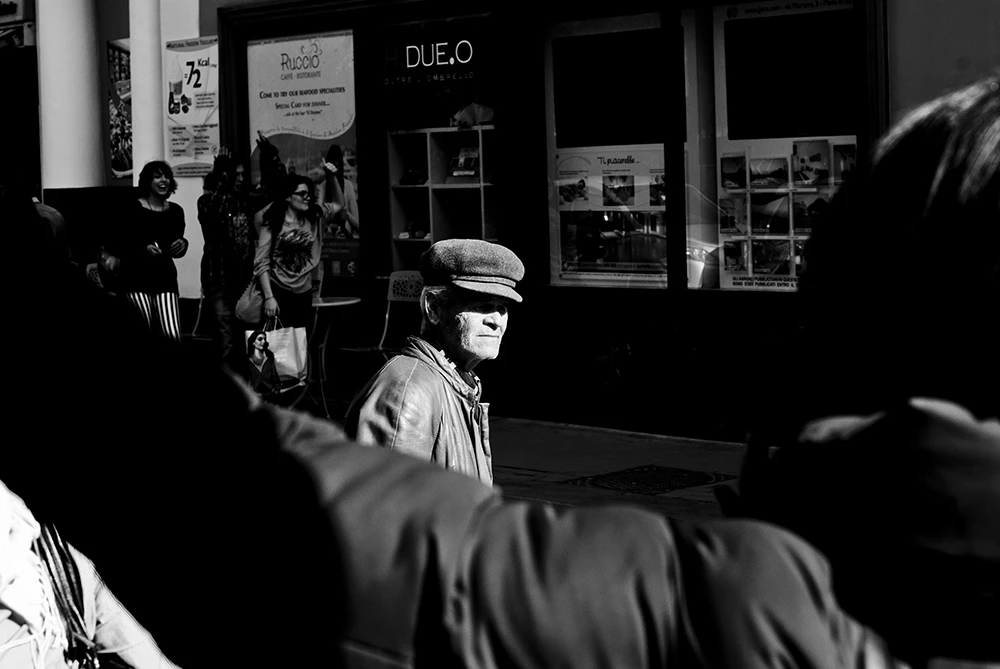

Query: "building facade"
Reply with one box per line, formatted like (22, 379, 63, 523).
(12, 0, 1000, 439)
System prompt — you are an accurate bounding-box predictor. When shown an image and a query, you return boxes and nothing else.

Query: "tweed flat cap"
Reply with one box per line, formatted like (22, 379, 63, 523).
(420, 239, 525, 302)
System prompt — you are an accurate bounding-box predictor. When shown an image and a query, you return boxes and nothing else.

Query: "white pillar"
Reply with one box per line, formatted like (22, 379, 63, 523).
(129, 0, 164, 184)
(160, 0, 202, 299)
(36, 0, 104, 189)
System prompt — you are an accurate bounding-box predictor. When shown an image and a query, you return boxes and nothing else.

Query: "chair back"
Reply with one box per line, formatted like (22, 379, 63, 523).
(387, 270, 423, 302)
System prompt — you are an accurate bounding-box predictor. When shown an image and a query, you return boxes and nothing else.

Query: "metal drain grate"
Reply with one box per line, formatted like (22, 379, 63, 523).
(562, 465, 736, 496)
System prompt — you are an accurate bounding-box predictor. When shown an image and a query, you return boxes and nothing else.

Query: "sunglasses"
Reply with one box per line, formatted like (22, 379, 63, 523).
(292, 190, 311, 198)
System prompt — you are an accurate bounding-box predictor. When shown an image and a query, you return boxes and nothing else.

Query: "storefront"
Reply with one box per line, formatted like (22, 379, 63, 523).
(207, 0, 883, 440)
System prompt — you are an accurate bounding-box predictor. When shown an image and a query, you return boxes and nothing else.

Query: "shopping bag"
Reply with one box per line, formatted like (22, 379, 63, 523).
(265, 321, 308, 386)
(244, 319, 308, 394)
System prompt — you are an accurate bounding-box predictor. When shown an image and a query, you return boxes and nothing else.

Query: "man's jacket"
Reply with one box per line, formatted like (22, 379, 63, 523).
(258, 396, 902, 669)
(345, 336, 494, 485)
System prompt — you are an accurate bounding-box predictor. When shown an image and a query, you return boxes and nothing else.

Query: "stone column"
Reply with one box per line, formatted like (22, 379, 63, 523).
(129, 0, 164, 184)
(36, 0, 105, 189)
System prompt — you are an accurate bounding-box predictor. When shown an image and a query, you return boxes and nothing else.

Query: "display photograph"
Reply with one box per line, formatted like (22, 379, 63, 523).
(603, 175, 636, 207)
(792, 192, 829, 233)
(749, 157, 789, 189)
(721, 155, 747, 189)
(719, 195, 748, 234)
(723, 240, 748, 272)
(750, 193, 790, 235)
(833, 144, 856, 184)
(752, 239, 792, 275)
(792, 140, 830, 186)
(649, 172, 667, 206)
(559, 178, 589, 204)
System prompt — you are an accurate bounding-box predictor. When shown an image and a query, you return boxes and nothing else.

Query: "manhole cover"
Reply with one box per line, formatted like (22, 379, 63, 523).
(562, 465, 736, 496)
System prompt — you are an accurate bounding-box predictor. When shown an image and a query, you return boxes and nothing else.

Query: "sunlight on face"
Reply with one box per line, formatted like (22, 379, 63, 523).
(438, 295, 512, 371)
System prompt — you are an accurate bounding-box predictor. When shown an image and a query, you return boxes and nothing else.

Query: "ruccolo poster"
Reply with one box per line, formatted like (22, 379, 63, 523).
(247, 30, 359, 279)
(247, 31, 356, 184)
(164, 36, 219, 177)
(554, 144, 669, 287)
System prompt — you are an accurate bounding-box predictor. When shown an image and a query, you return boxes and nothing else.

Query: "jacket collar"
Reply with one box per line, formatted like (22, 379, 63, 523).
(403, 336, 481, 402)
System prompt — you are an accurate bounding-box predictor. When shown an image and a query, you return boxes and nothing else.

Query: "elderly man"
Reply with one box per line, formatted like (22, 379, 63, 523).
(344, 239, 524, 485)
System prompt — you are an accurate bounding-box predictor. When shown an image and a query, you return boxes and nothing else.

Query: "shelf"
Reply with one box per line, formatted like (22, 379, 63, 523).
(431, 183, 481, 189)
(392, 184, 429, 189)
(390, 124, 495, 135)
(394, 237, 433, 242)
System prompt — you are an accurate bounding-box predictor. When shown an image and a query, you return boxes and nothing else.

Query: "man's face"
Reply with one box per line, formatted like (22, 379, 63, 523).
(437, 293, 512, 372)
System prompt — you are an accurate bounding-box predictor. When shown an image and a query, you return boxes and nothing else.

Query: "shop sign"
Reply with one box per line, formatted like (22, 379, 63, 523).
(383, 22, 485, 87)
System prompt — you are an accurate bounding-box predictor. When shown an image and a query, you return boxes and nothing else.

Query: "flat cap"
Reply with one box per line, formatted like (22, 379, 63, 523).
(420, 239, 525, 302)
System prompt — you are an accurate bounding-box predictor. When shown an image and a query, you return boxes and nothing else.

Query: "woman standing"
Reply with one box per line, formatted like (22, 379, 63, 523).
(255, 173, 336, 328)
(246, 330, 280, 396)
(103, 161, 189, 341)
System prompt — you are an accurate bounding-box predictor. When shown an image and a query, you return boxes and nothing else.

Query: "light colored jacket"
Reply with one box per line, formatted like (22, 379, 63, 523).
(345, 336, 493, 485)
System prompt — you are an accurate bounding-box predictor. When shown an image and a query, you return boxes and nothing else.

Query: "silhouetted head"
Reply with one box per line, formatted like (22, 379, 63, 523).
(801, 74, 1000, 418)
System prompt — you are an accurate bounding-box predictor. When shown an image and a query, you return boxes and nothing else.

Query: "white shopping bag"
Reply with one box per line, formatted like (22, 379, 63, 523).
(246, 319, 308, 388)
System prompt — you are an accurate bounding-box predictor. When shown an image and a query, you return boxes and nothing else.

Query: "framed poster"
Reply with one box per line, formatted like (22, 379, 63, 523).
(554, 144, 669, 288)
(248, 30, 359, 275)
(108, 38, 132, 180)
(164, 36, 220, 177)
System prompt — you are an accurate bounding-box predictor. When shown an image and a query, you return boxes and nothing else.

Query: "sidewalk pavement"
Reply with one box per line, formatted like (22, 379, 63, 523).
(289, 388, 746, 522)
(489, 416, 746, 522)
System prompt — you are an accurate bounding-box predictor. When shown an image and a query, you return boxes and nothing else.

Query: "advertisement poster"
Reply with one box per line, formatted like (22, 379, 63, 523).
(164, 36, 219, 177)
(247, 31, 359, 276)
(555, 144, 668, 287)
(108, 38, 132, 180)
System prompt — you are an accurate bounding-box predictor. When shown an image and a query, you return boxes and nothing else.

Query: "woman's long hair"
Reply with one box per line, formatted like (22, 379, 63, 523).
(263, 173, 322, 241)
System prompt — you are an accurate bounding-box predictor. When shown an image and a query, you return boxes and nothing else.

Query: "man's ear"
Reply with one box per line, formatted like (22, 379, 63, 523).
(422, 292, 442, 326)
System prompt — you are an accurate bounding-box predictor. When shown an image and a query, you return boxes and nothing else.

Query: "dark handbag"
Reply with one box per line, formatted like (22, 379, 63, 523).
(235, 277, 265, 324)
(236, 220, 280, 325)
(35, 524, 129, 669)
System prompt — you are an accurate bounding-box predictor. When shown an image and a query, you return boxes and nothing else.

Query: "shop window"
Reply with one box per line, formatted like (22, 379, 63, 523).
(546, 2, 861, 292)
(706, 0, 859, 292)
(545, 14, 672, 289)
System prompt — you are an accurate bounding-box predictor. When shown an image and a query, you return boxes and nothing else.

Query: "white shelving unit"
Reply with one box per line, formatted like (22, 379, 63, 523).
(388, 125, 498, 270)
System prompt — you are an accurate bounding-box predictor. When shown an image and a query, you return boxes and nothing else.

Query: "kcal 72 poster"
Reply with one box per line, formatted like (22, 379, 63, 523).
(164, 36, 220, 177)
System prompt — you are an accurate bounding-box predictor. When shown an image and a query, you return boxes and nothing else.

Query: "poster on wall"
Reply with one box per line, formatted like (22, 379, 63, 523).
(108, 38, 132, 180)
(555, 144, 668, 288)
(247, 30, 359, 277)
(163, 36, 219, 177)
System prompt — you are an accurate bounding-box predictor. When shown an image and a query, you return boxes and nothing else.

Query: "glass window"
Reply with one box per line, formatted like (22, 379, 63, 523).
(545, 14, 671, 289)
(704, 1, 858, 291)
(545, 2, 860, 292)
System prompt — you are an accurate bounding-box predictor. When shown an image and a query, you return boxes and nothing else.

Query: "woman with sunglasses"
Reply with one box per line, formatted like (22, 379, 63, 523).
(254, 171, 339, 327)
